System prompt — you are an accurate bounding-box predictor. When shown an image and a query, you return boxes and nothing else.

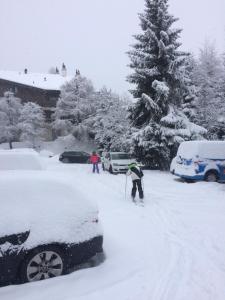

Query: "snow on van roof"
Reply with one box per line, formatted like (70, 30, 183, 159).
(177, 141, 225, 159)
(0, 70, 73, 91)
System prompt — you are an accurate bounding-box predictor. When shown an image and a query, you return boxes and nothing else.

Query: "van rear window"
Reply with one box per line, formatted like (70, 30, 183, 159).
(177, 142, 199, 159)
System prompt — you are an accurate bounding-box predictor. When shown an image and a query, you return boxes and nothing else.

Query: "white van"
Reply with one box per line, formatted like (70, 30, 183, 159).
(103, 152, 136, 174)
(171, 141, 225, 182)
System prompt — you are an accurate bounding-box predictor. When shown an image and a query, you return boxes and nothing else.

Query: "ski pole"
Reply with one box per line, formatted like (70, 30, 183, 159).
(125, 175, 127, 201)
(142, 177, 144, 193)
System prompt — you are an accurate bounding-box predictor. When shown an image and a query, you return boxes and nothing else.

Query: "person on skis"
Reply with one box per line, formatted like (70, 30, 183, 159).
(126, 162, 144, 201)
(90, 151, 100, 173)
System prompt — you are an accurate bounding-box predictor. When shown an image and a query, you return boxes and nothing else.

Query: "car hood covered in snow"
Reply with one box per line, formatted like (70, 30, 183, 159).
(0, 171, 102, 249)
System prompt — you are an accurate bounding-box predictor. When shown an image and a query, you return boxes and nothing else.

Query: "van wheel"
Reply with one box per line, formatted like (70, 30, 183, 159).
(205, 171, 218, 182)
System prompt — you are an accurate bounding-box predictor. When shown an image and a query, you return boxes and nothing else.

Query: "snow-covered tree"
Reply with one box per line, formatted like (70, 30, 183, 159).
(91, 88, 130, 151)
(127, 0, 205, 169)
(19, 102, 45, 148)
(53, 74, 95, 137)
(181, 54, 199, 122)
(194, 42, 225, 139)
(0, 91, 22, 149)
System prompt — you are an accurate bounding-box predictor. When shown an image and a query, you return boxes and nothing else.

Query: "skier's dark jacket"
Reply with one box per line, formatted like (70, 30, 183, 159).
(131, 166, 143, 178)
(127, 165, 143, 180)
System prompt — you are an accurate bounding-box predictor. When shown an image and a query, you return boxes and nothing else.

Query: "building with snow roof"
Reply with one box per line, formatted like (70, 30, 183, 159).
(0, 68, 72, 121)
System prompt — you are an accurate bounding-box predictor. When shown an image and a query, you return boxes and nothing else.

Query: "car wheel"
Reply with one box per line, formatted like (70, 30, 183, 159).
(109, 165, 114, 174)
(62, 157, 70, 163)
(20, 246, 65, 283)
(205, 171, 218, 182)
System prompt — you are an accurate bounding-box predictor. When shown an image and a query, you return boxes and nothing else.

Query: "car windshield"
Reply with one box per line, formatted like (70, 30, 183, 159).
(111, 153, 133, 160)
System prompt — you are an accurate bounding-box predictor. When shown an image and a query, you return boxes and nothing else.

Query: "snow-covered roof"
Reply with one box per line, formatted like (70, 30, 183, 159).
(0, 70, 73, 91)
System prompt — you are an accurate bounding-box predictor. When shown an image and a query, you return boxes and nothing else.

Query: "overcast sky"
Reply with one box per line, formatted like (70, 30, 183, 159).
(0, 0, 225, 93)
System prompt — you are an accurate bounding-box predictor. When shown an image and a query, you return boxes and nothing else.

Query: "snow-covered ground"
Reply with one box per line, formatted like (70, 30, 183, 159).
(1, 157, 225, 300)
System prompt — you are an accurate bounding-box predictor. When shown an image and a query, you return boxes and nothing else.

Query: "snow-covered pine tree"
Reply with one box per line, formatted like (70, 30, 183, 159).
(19, 102, 45, 148)
(0, 91, 22, 149)
(53, 74, 95, 138)
(127, 0, 205, 169)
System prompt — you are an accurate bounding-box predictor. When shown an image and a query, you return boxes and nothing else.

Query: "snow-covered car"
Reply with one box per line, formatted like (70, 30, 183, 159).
(59, 151, 90, 163)
(0, 172, 103, 286)
(172, 141, 225, 182)
(0, 149, 44, 170)
(103, 152, 136, 174)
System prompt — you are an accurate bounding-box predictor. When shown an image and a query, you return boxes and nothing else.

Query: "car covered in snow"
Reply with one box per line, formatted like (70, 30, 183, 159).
(0, 172, 103, 286)
(0, 149, 44, 171)
(103, 152, 136, 174)
(171, 141, 225, 182)
(59, 151, 90, 164)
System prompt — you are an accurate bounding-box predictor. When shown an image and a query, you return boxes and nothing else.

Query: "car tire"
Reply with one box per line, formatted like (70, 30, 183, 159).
(109, 165, 114, 174)
(19, 245, 66, 283)
(62, 158, 70, 163)
(204, 171, 218, 182)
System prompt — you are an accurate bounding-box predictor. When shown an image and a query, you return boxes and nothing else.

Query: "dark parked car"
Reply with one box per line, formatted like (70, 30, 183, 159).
(59, 151, 90, 163)
(0, 173, 103, 286)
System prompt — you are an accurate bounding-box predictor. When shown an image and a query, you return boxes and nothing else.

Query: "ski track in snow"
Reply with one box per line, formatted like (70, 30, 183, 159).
(0, 161, 225, 300)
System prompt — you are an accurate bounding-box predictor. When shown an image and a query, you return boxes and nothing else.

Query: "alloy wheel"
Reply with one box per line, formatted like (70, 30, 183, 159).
(26, 250, 63, 282)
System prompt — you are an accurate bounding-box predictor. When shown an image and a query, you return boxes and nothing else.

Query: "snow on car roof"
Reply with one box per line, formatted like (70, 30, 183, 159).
(0, 70, 73, 90)
(0, 150, 44, 170)
(0, 172, 100, 248)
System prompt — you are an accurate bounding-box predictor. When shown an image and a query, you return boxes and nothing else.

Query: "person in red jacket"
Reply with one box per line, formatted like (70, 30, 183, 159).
(90, 151, 100, 173)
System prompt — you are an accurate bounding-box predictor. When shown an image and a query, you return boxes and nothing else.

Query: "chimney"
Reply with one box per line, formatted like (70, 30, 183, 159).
(61, 63, 67, 77)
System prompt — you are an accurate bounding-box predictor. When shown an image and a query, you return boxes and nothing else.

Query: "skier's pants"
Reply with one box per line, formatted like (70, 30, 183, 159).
(92, 163, 99, 173)
(132, 179, 143, 199)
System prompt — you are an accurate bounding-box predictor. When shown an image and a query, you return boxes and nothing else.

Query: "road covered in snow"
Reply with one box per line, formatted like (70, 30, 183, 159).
(1, 158, 225, 300)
